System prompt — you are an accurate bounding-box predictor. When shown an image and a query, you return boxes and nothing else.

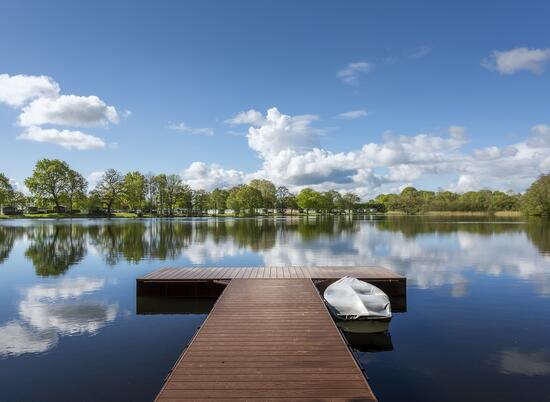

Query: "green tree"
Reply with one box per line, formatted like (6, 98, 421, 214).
(317, 192, 335, 212)
(249, 179, 277, 208)
(154, 174, 168, 215)
(341, 192, 360, 212)
(0, 173, 14, 215)
(95, 169, 124, 215)
(236, 185, 262, 212)
(87, 191, 104, 214)
(11, 191, 28, 210)
(123, 171, 146, 212)
(521, 173, 550, 216)
(296, 188, 321, 211)
(164, 174, 184, 215)
(399, 187, 421, 214)
(375, 193, 401, 211)
(491, 191, 520, 211)
(144, 172, 158, 213)
(325, 190, 342, 212)
(25, 159, 71, 210)
(226, 186, 242, 212)
(66, 169, 87, 212)
(192, 189, 210, 212)
(275, 186, 291, 209)
(177, 184, 193, 212)
(210, 188, 229, 210)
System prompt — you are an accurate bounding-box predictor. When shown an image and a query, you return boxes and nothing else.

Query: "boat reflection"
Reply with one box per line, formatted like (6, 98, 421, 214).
(338, 320, 394, 352)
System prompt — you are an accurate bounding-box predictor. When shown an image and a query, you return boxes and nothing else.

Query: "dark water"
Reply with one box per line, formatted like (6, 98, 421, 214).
(0, 216, 549, 402)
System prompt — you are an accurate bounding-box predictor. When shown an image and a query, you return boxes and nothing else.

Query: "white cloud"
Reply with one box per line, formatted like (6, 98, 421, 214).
(0, 73, 122, 150)
(181, 107, 550, 199)
(87, 171, 105, 190)
(482, 47, 550, 75)
(246, 107, 320, 158)
(168, 122, 214, 136)
(527, 124, 550, 147)
(0, 73, 59, 107)
(337, 62, 372, 85)
(337, 110, 368, 120)
(183, 108, 474, 198)
(9, 180, 29, 195)
(227, 109, 265, 126)
(181, 162, 248, 190)
(409, 45, 432, 59)
(449, 175, 479, 193)
(18, 126, 106, 150)
(19, 95, 119, 127)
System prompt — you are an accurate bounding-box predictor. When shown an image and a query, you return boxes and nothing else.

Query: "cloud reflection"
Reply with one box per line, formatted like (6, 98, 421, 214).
(500, 348, 550, 376)
(1, 218, 549, 297)
(0, 277, 117, 356)
(259, 222, 550, 297)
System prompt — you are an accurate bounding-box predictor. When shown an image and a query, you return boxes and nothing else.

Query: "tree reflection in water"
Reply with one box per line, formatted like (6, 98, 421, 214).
(0, 217, 548, 286)
(24, 224, 87, 276)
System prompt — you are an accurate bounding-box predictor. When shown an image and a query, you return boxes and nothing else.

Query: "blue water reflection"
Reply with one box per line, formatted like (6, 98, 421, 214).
(0, 216, 549, 401)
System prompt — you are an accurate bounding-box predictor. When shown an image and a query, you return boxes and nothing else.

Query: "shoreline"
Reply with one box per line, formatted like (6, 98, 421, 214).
(0, 210, 523, 220)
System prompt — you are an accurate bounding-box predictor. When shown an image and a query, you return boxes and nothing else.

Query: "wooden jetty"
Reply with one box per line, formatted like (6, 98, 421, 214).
(137, 266, 406, 402)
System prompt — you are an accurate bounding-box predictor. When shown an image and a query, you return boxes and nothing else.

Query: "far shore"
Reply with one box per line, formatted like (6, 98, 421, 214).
(0, 210, 523, 220)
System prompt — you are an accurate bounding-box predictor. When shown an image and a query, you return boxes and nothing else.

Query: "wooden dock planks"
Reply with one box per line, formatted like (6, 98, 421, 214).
(139, 266, 403, 281)
(155, 279, 377, 402)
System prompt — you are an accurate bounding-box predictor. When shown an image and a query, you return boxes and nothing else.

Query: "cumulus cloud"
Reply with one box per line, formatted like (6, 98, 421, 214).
(181, 107, 550, 199)
(482, 47, 550, 75)
(19, 95, 119, 127)
(0, 74, 59, 107)
(246, 107, 321, 158)
(182, 162, 248, 190)
(167, 122, 214, 136)
(227, 109, 265, 126)
(18, 126, 106, 150)
(337, 62, 372, 85)
(337, 110, 368, 120)
(0, 73, 122, 150)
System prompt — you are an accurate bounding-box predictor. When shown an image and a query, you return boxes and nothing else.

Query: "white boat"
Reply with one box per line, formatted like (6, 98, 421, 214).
(323, 276, 392, 321)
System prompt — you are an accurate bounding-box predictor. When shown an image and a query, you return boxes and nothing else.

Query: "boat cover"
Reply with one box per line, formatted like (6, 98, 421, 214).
(323, 276, 392, 320)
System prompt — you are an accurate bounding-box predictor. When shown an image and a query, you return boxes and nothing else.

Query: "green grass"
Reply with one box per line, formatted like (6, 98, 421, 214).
(112, 212, 139, 218)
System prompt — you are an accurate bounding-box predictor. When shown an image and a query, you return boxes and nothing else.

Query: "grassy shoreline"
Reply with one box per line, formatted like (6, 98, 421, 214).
(0, 210, 523, 219)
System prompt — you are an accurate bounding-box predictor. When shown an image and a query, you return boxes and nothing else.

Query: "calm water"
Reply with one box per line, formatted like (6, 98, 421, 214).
(1, 216, 549, 402)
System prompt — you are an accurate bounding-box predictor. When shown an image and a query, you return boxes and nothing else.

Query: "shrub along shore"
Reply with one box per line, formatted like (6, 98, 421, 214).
(1, 159, 549, 218)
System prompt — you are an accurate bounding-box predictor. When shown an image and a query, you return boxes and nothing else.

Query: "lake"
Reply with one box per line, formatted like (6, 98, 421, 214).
(0, 216, 549, 402)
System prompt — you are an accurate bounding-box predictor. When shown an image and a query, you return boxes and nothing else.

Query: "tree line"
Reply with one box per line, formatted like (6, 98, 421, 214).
(1, 159, 549, 216)
(373, 187, 521, 214)
(0, 159, 361, 216)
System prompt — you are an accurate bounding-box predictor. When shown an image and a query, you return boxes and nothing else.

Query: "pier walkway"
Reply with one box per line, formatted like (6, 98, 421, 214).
(138, 266, 406, 401)
(154, 278, 377, 401)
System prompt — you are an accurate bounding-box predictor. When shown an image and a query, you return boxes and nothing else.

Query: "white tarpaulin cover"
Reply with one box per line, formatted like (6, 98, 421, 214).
(323, 276, 392, 320)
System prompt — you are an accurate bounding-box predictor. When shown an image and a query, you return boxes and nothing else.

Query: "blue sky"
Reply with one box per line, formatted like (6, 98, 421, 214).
(1, 0, 549, 198)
